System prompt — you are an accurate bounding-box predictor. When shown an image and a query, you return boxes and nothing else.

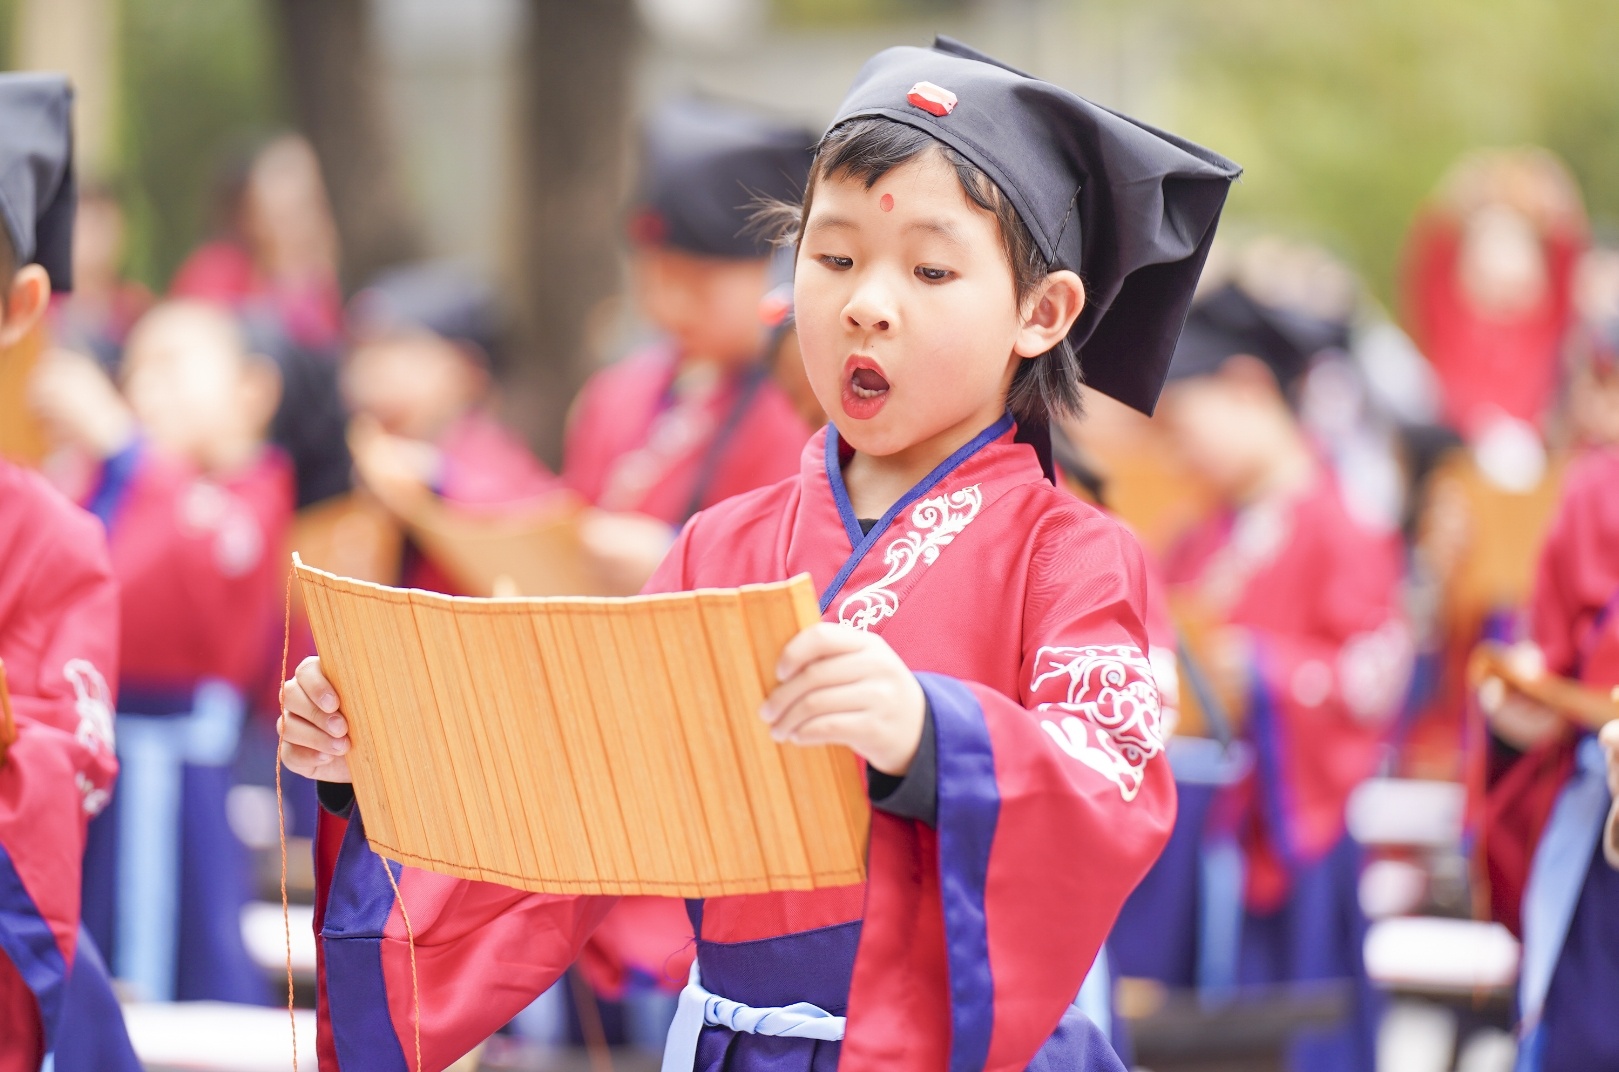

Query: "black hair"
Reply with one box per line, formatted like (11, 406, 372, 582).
(756, 116, 1083, 424)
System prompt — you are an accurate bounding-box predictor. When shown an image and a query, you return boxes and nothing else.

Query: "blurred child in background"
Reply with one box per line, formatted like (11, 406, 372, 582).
(33, 300, 292, 1005)
(0, 71, 139, 1072)
(565, 98, 816, 594)
(1402, 149, 1586, 443)
(171, 133, 343, 350)
(1156, 283, 1414, 1072)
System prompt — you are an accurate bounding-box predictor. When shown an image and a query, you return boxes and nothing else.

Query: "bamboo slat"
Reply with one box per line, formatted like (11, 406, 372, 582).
(295, 556, 869, 896)
(0, 659, 15, 764)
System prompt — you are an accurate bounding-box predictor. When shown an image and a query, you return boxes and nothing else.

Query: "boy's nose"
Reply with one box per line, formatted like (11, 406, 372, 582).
(843, 291, 893, 333)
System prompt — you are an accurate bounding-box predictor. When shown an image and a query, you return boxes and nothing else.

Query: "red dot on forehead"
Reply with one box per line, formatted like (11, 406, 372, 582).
(879, 193, 894, 212)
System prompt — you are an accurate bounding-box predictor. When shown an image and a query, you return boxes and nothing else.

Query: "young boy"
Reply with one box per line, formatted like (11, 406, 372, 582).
(1155, 283, 1412, 1072)
(0, 72, 137, 1072)
(33, 300, 293, 1004)
(282, 38, 1238, 1070)
(565, 97, 818, 593)
(1480, 443, 1619, 1072)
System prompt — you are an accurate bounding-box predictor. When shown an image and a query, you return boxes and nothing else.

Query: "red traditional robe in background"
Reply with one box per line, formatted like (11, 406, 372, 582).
(0, 461, 119, 1071)
(1165, 469, 1410, 909)
(563, 345, 814, 997)
(315, 417, 1174, 1071)
(1401, 210, 1582, 438)
(564, 345, 811, 525)
(103, 444, 296, 701)
(1163, 466, 1410, 1072)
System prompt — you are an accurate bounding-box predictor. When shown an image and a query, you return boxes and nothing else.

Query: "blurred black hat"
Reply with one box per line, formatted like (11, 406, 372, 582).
(0, 72, 75, 290)
(829, 37, 1240, 416)
(630, 97, 815, 260)
(1167, 283, 1348, 394)
(347, 261, 500, 366)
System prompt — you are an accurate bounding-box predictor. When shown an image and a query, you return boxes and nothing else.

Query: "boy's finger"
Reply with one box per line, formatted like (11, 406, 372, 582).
(776, 623, 866, 682)
(762, 651, 869, 725)
(786, 711, 868, 749)
(295, 655, 342, 716)
(770, 682, 870, 741)
(277, 711, 349, 755)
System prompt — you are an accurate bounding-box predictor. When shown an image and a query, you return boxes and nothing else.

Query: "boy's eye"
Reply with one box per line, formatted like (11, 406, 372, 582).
(916, 266, 952, 283)
(817, 254, 853, 270)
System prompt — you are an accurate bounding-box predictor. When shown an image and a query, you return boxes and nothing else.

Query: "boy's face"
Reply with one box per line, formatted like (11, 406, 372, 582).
(1157, 367, 1280, 499)
(631, 248, 770, 365)
(793, 150, 1024, 460)
(343, 332, 486, 442)
(121, 307, 274, 464)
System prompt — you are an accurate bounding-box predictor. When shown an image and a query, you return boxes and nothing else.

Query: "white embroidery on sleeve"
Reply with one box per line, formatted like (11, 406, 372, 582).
(837, 485, 982, 632)
(1338, 620, 1414, 725)
(64, 658, 115, 753)
(1033, 644, 1165, 802)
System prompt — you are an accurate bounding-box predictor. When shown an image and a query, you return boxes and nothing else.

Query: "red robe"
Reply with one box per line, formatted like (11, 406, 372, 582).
(563, 345, 811, 525)
(0, 461, 119, 1070)
(1402, 211, 1582, 437)
(98, 444, 296, 700)
(316, 417, 1174, 1070)
(1165, 469, 1411, 909)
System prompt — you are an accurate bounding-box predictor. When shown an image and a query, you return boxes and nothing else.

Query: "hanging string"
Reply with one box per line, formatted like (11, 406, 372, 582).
(381, 853, 423, 1072)
(277, 565, 298, 1071)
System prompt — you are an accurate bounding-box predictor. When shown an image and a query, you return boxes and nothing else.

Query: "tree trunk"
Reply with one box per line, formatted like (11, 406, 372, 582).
(505, 0, 638, 465)
(272, 0, 421, 293)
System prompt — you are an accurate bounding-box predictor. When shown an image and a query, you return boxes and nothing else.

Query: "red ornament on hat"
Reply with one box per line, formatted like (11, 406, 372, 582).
(906, 81, 957, 117)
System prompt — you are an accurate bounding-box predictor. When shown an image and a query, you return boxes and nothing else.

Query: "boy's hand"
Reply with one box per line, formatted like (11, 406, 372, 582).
(279, 656, 353, 782)
(578, 510, 676, 595)
(762, 623, 925, 776)
(29, 349, 136, 458)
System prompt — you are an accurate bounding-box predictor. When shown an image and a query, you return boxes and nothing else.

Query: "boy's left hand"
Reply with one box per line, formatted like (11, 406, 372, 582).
(762, 622, 925, 777)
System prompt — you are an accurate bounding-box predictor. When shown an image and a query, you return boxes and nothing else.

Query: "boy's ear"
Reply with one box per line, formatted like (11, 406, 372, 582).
(1014, 270, 1085, 359)
(0, 265, 54, 349)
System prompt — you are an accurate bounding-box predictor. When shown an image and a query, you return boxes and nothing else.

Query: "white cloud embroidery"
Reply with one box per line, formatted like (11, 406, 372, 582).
(1033, 645, 1165, 802)
(64, 658, 115, 754)
(837, 485, 982, 632)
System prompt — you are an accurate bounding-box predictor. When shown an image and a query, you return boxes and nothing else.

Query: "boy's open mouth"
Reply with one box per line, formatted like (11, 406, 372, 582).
(841, 357, 891, 419)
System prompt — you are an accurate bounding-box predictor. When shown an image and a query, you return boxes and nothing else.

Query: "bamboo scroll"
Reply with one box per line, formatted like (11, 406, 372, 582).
(294, 557, 870, 896)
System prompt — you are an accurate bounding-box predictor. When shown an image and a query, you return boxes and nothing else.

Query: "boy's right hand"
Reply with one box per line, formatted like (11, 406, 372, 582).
(279, 656, 353, 782)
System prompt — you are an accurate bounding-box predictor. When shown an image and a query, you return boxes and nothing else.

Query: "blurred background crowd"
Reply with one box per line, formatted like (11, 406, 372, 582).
(1, 1, 1618, 1071)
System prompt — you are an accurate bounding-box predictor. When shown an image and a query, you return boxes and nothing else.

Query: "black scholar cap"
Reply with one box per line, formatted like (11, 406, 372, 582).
(0, 72, 75, 291)
(829, 37, 1240, 415)
(1167, 283, 1349, 396)
(630, 97, 815, 260)
(348, 261, 501, 367)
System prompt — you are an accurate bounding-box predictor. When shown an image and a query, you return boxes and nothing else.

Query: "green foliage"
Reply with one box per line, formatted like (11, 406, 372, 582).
(1160, 0, 1619, 304)
(772, 0, 965, 28)
(117, 0, 284, 289)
